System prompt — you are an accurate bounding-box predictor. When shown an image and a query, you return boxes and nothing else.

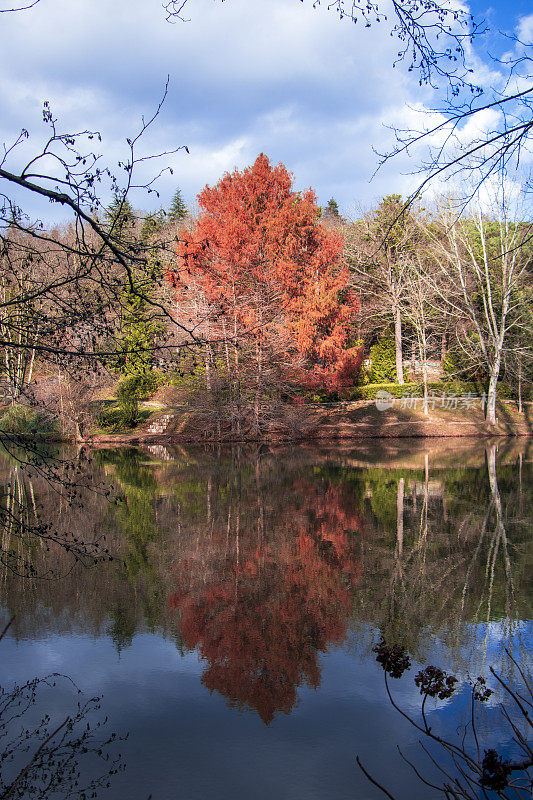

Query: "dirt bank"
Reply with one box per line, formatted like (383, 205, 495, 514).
(88, 399, 532, 446)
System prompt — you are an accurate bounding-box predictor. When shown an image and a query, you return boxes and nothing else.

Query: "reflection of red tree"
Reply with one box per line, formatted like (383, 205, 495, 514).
(168, 480, 363, 723)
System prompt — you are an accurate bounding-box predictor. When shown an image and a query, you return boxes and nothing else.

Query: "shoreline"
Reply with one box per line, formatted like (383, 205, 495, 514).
(88, 429, 532, 446)
(81, 400, 533, 444)
(3, 400, 531, 445)
(12, 427, 531, 446)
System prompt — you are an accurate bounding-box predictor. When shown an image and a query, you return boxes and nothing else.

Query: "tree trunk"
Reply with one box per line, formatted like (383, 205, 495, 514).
(205, 344, 212, 392)
(440, 328, 447, 361)
(422, 360, 429, 416)
(393, 304, 404, 384)
(519, 451, 523, 515)
(517, 356, 522, 414)
(486, 357, 501, 426)
(222, 318, 235, 436)
(254, 335, 262, 435)
(418, 332, 429, 416)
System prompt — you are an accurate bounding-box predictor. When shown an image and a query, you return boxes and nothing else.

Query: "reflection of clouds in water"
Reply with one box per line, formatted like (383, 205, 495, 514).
(0, 625, 457, 800)
(0, 631, 203, 693)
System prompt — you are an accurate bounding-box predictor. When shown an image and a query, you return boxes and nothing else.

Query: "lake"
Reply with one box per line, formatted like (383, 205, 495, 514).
(0, 438, 531, 799)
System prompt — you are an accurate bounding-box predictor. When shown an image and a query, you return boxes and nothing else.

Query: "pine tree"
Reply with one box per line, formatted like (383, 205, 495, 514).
(369, 333, 397, 383)
(325, 198, 340, 217)
(168, 188, 187, 223)
(140, 209, 165, 241)
(116, 282, 162, 376)
(105, 192, 135, 238)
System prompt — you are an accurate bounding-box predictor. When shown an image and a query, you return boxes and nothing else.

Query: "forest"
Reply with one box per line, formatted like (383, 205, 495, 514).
(0, 151, 531, 440)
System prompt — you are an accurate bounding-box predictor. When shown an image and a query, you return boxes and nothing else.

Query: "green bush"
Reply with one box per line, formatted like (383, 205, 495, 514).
(521, 384, 533, 402)
(494, 381, 515, 400)
(168, 359, 207, 392)
(117, 371, 162, 403)
(438, 377, 485, 396)
(96, 406, 127, 432)
(346, 382, 424, 401)
(347, 379, 521, 403)
(96, 404, 151, 433)
(345, 380, 487, 402)
(442, 352, 468, 379)
(369, 335, 397, 383)
(300, 377, 530, 406)
(0, 404, 59, 435)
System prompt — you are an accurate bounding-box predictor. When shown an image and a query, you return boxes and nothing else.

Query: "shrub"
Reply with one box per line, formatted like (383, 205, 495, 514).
(168, 359, 207, 393)
(96, 406, 127, 432)
(96, 404, 151, 432)
(438, 377, 485, 396)
(494, 381, 515, 400)
(303, 389, 341, 404)
(369, 335, 397, 383)
(442, 353, 460, 378)
(116, 371, 162, 402)
(0, 404, 59, 435)
(346, 383, 424, 401)
(298, 378, 529, 406)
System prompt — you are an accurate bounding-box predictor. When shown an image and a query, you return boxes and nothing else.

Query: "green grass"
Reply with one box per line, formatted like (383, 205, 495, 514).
(95, 405, 152, 434)
(0, 403, 60, 436)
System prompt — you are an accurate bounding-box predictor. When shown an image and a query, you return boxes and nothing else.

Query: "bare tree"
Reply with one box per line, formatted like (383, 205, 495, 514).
(425, 183, 531, 425)
(347, 196, 427, 385)
(399, 249, 441, 413)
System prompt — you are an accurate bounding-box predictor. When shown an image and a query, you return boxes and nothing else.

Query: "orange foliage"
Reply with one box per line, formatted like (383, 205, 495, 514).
(168, 154, 361, 388)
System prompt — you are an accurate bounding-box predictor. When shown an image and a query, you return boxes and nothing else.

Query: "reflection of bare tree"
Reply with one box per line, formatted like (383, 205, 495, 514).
(354, 444, 531, 665)
(358, 639, 533, 800)
(0, 464, 37, 576)
(0, 445, 115, 579)
(459, 444, 519, 659)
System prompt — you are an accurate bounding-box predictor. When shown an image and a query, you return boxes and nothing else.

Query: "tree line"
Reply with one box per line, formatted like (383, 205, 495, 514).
(0, 151, 531, 435)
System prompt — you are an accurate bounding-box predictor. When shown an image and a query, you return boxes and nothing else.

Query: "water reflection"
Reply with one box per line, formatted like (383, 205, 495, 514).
(167, 466, 362, 722)
(1, 439, 531, 723)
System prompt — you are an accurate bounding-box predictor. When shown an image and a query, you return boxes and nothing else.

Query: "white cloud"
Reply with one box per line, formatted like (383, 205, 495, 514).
(1, 0, 526, 222)
(517, 12, 533, 44)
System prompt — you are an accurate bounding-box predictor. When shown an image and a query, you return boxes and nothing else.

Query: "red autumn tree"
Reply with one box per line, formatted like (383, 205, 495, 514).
(168, 154, 361, 419)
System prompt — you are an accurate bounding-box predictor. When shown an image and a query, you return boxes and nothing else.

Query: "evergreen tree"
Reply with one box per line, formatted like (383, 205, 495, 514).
(105, 192, 135, 238)
(140, 208, 165, 241)
(325, 198, 340, 217)
(168, 188, 187, 222)
(369, 333, 397, 383)
(117, 282, 162, 376)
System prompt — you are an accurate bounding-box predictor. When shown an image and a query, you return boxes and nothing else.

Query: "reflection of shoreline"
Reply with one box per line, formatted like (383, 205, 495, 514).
(130, 437, 532, 473)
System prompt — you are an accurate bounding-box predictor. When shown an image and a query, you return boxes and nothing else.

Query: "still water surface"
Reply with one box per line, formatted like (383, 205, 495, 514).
(1, 438, 531, 799)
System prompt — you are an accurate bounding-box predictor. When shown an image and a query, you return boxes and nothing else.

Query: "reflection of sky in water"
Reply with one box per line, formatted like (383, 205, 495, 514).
(1, 620, 530, 800)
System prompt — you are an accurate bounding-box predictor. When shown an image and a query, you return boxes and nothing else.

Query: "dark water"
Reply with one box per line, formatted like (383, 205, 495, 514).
(0, 438, 531, 799)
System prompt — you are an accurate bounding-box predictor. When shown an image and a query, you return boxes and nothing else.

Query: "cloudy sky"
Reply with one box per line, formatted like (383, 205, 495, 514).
(0, 0, 531, 222)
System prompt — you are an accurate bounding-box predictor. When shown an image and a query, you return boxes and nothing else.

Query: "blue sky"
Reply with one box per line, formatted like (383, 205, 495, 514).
(0, 0, 531, 222)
